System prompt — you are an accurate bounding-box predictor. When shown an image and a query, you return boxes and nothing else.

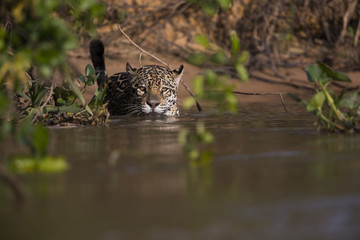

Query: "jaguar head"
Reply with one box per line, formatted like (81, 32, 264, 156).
(127, 63, 184, 116)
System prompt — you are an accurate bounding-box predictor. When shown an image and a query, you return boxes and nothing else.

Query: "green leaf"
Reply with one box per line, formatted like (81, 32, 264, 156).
(317, 61, 351, 82)
(39, 65, 52, 79)
(217, 0, 232, 9)
(31, 81, 48, 107)
(230, 31, 240, 55)
(53, 86, 76, 105)
(183, 97, 196, 110)
(200, 2, 218, 16)
(338, 91, 358, 109)
(79, 75, 86, 83)
(204, 70, 218, 87)
(211, 50, 228, 64)
(56, 98, 67, 106)
(66, 76, 93, 116)
(235, 63, 249, 82)
(188, 53, 206, 66)
(85, 64, 96, 77)
(188, 148, 200, 161)
(10, 155, 68, 173)
(305, 64, 327, 83)
(86, 76, 96, 86)
(307, 91, 325, 112)
(33, 126, 49, 157)
(237, 51, 250, 64)
(195, 34, 210, 48)
(193, 75, 205, 95)
(37, 156, 69, 173)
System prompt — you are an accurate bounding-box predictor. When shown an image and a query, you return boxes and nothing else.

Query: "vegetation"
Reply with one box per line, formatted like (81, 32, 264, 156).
(179, 30, 249, 164)
(0, 0, 106, 176)
(1, 0, 360, 204)
(289, 62, 359, 133)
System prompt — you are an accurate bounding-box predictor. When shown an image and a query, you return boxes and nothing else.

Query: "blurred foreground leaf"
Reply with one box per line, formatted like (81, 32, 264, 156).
(10, 155, 68, 173)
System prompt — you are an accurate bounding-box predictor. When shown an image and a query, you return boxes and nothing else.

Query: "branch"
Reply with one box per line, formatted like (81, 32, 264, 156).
(337, 0, 358, 44)
(181, 79, 202, 112)
(32, 80, 55, 123)
(250, 73, 314, 91)
(117, 25, 169, 68)
(232, 91, 288, 112)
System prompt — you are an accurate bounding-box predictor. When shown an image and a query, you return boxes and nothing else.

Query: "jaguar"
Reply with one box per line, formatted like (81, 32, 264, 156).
(89, 39, 184, 116)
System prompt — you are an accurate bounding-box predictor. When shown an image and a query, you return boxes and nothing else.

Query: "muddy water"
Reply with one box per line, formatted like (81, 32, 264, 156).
(1, 103, 360, 240)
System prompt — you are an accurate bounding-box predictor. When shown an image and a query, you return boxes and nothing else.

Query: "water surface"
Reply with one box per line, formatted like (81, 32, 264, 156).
(1, 103, 360, 240)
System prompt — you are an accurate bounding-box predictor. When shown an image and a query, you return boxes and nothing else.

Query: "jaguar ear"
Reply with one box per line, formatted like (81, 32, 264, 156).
(173, 65, 184, 86)
(126, 62, 137, 75)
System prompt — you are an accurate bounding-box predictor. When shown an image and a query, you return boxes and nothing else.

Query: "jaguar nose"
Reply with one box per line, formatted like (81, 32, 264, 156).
(146, 99, 160, 109)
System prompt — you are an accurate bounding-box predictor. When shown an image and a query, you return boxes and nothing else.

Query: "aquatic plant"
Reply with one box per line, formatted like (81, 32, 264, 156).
(289, 62, 359, 133)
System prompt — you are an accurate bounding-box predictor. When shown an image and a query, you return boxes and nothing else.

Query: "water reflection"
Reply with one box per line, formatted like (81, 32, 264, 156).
(1, 103, 360, 240)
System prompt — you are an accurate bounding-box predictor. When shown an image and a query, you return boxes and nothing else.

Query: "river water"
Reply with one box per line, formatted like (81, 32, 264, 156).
(1, 102, 360, 240)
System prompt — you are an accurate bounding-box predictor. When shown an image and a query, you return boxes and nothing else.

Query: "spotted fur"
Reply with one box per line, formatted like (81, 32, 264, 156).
(90, 40, 183, 116)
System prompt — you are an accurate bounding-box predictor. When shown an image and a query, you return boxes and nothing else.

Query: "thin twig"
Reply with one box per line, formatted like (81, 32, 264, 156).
(117, 25, 170, 68)
(250, 73, 314, 91)
(117, 24, 202, 112)
(138, 52, 143, 67)
(32, 80, 55, 123)
(337, 0, 358, 44)
(232, 91, 288, 96)
(279, 93, 288, 112)
(232, 91, 288, 112)
(181, 79, 202, 112)
(354, 15, 360, 47)
(210, 90, 289, 112)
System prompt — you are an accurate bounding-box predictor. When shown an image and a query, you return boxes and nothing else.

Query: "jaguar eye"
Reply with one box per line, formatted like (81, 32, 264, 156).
(137, 86, 146, 96)
(161, 87, 169, 94)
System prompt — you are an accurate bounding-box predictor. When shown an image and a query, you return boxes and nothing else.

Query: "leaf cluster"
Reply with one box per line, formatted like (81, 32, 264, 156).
(188, 31, 249, 82)
(0, 0, 106, 175)
(183, 70, 237, 113)
(289, 62, 359, 133)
